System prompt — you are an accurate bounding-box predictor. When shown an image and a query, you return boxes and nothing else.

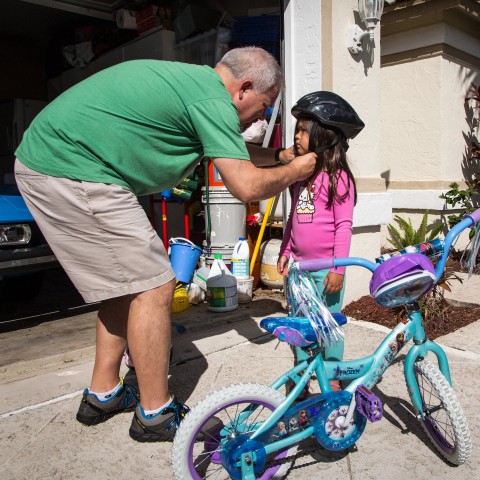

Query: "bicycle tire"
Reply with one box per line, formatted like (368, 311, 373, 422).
(172, 383, 297, 480)
(408, 359, 472, 465)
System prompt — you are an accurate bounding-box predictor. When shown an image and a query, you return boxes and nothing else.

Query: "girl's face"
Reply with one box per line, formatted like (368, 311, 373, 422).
(294, 119, 310, 156)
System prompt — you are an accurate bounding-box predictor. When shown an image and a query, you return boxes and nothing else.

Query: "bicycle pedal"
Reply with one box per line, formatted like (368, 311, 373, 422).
(355, 385, 383, 422)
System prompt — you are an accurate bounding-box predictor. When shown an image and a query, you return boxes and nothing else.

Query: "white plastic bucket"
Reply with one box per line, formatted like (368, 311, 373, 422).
(202, 187, 246, 245)
(203, 242, 235, 268)
(237, 276, 254, 303)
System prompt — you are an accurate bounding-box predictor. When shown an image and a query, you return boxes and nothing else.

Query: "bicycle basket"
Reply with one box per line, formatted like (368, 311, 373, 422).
(370, 253, 437, 308)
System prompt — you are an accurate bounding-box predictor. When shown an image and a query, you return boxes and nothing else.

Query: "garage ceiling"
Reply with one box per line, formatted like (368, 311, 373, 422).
(0, 0, 132, 43)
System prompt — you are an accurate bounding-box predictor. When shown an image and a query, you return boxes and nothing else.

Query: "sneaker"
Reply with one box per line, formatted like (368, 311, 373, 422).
(76, 381, 139, 426)
(123, 367, 138, 389)
(129, 396, 190, 443)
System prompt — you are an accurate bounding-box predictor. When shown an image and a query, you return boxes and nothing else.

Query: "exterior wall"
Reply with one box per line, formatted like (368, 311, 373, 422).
(380, 0, 480, 223)
(381, 56, 443, 184)
(379, 0, 480, 259)
(381, 49, 480, 195)
(441, 56, 480, 182)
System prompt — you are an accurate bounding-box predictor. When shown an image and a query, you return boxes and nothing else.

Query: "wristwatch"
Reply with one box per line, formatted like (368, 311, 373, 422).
(274, 147, 286, 165)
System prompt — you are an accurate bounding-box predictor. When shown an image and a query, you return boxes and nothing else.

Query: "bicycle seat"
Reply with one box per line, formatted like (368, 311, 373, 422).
(260, 314, 347, 347)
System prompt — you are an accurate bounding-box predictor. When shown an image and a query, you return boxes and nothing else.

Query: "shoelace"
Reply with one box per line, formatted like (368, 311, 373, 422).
(122, 383, 140, 407)
(164, 400, 190, 432)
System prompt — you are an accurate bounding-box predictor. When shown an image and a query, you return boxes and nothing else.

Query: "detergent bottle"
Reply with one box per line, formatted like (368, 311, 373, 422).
(231, 237, 250, 280)
(206, 254, 238, 312)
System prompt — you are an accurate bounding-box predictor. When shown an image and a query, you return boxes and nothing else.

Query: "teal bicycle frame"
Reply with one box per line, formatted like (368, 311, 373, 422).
(245, 211, 478, 463)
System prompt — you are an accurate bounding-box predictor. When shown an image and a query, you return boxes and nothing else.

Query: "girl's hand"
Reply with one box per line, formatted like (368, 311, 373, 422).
(323, 272, 344, 295)
(277, 255, 289, 276)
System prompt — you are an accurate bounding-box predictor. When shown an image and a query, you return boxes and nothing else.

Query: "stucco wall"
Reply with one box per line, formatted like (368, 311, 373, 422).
(381, 54, 479, 186)
(441, 57, 480, 182)
(381, 56, 442, 183)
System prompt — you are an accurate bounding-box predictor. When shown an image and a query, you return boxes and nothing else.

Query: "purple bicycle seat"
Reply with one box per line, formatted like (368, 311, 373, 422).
(260, 314, 347, 347)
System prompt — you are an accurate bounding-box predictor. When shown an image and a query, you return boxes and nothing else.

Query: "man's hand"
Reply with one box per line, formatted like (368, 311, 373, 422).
(278, 145, 295, 164)
(323, 272, 344, 295)
(289, 152, 317, 181)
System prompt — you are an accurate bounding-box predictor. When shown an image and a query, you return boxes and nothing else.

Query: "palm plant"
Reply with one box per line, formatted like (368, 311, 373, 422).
(386, 211, 444, 250)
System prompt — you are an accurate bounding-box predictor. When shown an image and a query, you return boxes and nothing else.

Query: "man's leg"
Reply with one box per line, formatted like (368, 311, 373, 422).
(76, 295, 139, 426)
(90, 295, 130, 392)
(128, 279, 190, 442)
(126, 280, 175, 410)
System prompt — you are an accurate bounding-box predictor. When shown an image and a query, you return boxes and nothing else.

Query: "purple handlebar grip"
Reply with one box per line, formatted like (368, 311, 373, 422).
(466, 208, 480, 226)
(299, 258, 335, 271)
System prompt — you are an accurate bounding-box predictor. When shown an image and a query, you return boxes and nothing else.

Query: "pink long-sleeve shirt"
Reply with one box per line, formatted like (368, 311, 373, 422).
(279, 170, 354, 274)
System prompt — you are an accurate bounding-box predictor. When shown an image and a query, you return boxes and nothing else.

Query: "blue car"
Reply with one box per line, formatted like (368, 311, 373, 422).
(0, 184, 58, 299)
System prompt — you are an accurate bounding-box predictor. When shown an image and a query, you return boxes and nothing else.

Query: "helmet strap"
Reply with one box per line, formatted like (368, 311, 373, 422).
(314, 135, 340, 154)
(308, 122, 349, 155)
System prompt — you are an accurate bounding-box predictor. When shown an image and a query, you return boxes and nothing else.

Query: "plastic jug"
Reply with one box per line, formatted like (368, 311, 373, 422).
(231, 237, 250, 280)
(192, 266, 211, 291)
(207, 254, 238, 312)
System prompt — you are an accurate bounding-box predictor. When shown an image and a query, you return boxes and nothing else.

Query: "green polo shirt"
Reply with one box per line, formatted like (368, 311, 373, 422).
(16, 60, 249, 196)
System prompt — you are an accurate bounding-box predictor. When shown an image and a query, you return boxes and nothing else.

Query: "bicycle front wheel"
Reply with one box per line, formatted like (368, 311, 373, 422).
(408, 359, 472, 465)
(172, 383, 297, 480)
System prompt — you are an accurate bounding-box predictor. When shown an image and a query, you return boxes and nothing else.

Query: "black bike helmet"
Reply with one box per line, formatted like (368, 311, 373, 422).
(291, 91, 365, 152)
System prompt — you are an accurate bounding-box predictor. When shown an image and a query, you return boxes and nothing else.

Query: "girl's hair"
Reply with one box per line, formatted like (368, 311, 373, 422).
(217, 46, 284, 94)
(295, 116, 357, 208)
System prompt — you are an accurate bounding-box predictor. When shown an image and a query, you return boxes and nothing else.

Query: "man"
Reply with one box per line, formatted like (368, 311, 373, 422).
(14, 47, 316, 442)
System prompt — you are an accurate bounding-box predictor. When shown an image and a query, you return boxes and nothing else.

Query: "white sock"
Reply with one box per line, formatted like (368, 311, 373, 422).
(89, 381, 122, 400)
(144, 397, 173, 417)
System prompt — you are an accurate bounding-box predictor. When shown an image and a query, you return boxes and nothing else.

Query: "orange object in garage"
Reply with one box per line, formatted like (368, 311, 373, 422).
(208, 159, 225, 187)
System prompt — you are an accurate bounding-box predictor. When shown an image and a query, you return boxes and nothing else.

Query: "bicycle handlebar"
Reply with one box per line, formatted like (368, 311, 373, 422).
(434, 206, 480, 279)
(298, 207, 480, 280)
(465, 207, 480, 225)
(299, 257, 377, 273)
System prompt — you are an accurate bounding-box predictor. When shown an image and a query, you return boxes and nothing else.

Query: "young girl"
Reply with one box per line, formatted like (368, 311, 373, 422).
(277, 91, 364, 394)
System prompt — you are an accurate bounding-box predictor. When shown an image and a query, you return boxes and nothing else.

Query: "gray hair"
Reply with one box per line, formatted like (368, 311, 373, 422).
(217, 46, 284, 94)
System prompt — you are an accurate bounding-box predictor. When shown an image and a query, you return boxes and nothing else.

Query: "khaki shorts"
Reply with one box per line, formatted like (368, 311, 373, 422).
(14, 159, 175, 303)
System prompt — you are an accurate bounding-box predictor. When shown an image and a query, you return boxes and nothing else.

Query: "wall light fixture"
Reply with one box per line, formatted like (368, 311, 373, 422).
(347, 0, 385, 55)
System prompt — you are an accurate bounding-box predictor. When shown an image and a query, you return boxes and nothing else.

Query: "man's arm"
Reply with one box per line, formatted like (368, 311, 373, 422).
(212, 153, 316, 202)
(245, 143, 296, 167)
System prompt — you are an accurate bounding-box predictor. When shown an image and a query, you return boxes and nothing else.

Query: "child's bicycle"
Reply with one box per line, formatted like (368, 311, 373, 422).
(172, 209, 479, 479)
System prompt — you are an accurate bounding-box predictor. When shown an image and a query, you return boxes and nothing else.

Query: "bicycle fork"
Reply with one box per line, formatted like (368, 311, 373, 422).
(404, 339, 451, 418)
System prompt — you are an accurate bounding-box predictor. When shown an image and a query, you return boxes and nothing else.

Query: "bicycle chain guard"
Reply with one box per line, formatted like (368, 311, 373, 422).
(313, 391, 367, 451)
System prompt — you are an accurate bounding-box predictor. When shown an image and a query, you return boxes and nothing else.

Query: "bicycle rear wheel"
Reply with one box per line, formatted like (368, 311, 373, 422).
(172, 383, 297, 480)
(408, 359, 472, 465)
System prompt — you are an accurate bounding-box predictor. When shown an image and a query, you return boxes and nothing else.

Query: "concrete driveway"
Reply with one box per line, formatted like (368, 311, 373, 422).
(1, 268, 479, 479)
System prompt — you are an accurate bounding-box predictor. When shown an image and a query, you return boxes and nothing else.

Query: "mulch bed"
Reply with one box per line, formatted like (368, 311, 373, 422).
(342, 295, 480, 340)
